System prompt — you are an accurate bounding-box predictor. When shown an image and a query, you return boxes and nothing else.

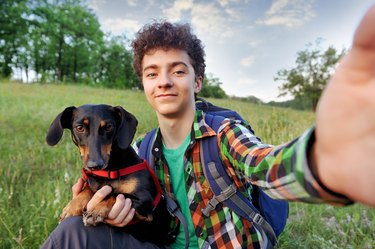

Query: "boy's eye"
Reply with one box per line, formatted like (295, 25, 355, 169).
(174, 70, 185, 75)
(145, 72, 157, 78)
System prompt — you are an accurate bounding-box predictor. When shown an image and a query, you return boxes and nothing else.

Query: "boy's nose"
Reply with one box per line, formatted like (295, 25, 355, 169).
(158, 73, 173, 88)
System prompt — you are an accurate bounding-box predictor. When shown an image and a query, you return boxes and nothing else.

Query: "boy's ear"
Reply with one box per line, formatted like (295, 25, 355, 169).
(195, 76, 203, 93)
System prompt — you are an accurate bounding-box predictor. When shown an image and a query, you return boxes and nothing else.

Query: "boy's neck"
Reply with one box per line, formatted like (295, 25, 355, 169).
(157, 108, 195, 149)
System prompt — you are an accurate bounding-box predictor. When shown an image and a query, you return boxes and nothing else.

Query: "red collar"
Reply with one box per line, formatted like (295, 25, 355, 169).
(82, 160, 162, 209)
(82, 160, 149, 179)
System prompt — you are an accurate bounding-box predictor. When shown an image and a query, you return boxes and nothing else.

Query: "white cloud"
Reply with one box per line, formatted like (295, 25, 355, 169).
(163, 0, 194, 21)
(127, 0, 138, 6)
(191, 3, 234, 39)
(162, 1, 234, 39)
(240, 56, 255, 67)
(256, 0, 315, 27)
(87, 0, 107, 12)
(100, 18, 141, 35)
(217, 0, 245, 8)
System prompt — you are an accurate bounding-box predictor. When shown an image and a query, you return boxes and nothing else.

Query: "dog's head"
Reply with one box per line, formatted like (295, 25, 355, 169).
(46, 104, 138, 170)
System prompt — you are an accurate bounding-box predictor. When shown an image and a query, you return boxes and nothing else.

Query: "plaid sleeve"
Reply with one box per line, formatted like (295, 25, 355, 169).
(218, 120, 352, 205)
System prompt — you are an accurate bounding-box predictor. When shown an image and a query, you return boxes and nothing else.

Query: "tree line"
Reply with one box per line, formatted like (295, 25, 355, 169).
(0, 0, 228, 97)
(1, 1, 345, 109)
(1, 0, 138, 88)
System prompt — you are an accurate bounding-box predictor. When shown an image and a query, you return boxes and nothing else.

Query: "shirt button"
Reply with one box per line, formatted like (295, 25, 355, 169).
(154, 148, 159, 152)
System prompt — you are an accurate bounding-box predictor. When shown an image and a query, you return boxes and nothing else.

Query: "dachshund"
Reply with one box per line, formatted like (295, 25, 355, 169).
(46, 104, 177, 245)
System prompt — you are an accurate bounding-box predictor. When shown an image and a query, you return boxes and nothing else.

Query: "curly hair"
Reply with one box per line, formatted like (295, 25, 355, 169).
(131, 21, 206, 80)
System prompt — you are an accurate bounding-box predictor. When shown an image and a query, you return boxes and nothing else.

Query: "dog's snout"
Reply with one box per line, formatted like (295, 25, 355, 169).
(87, 159, 105, 170)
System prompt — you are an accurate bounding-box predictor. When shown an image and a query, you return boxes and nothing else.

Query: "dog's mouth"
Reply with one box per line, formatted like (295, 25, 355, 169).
(85, 165, 106, 171)
(84, 157, 109, 171)
(84, 163, 108, 171)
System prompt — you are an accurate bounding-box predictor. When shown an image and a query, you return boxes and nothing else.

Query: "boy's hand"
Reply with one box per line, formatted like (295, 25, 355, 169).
(315, 4, 375, 207)
(72, 178, 136, 227)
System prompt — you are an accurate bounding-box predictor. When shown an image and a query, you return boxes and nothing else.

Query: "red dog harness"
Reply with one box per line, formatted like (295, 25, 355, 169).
(81, 160, 163, 209)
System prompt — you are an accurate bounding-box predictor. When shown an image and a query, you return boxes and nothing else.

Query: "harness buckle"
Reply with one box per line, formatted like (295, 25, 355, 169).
(253, 213, 264, 225)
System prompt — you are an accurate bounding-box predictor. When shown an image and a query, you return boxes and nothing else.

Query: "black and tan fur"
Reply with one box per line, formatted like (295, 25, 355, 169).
(46, 104, 176, 245)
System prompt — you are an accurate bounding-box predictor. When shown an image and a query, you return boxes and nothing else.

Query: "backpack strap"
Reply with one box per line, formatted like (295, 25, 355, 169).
(138, 129, 190, 249)
(200, 113, 277, 248)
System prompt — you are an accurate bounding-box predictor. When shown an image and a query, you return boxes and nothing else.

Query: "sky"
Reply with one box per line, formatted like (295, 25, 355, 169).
(85, 0, 374, 102)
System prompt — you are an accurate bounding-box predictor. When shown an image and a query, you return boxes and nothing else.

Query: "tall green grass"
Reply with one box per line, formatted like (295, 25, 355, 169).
(0, 81, 374, 249)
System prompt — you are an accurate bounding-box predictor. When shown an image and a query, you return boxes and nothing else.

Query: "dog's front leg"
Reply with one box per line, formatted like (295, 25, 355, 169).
(83, 195, 116, 226)
(59, 187, 93, 222)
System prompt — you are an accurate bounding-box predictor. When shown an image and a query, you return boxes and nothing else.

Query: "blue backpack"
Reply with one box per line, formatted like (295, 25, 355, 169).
(139, 99, 288, 248)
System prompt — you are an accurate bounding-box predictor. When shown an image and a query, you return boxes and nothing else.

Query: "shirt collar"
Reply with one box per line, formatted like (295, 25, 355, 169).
(151, 109, 216, 158)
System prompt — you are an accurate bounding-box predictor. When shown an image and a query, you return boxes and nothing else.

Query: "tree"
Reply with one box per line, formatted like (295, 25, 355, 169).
(94, 35, 138, 89)
(0, 0, 141, 90)
(275, 40, 345, 110)
(199, 73, 227, 99)
(0, 0, 29, 78)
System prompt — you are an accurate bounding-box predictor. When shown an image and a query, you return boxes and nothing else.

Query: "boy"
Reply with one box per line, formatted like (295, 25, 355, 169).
(42, 4, 375, 249)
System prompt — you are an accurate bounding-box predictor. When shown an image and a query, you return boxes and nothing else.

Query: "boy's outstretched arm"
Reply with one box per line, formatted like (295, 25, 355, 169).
(314, 4, 375, 207)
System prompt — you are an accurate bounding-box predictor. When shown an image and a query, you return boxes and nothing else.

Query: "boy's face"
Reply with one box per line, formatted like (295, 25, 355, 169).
(142, 48, 202, 118)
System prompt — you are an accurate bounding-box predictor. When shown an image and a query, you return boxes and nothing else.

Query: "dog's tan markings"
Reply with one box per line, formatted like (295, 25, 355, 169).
(79, 145, 89, 165)
(100, 120, 106, 128)
(59, 188, 93, 222)
(102, 143, 112, 154)
(112, 178, 139, 194)
(101, 144, 112, 165)
(83, 118, 89, 126)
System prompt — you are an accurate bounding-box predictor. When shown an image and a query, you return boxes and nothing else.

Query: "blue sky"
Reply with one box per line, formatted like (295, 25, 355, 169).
(85, 0, 374, 102)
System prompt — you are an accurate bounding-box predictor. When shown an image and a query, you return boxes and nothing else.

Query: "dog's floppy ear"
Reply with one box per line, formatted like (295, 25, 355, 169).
(114, 106, 138, 149)
(46, 106, 76, 146)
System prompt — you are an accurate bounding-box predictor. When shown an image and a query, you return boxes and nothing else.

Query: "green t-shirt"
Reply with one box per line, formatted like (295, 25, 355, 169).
(162, 135, 199, 249)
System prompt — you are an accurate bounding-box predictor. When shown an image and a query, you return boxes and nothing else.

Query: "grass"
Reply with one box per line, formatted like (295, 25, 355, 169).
(0, 81, 374, 249)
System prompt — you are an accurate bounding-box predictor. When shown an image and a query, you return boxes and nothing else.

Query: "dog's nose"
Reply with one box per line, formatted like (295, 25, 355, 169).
(86, 159, 105, 170)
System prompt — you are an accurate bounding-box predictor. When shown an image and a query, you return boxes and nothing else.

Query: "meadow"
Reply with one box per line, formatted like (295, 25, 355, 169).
(0, 81, 374, 249)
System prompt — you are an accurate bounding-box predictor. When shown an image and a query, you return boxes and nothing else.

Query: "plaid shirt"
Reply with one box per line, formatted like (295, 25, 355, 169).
(136, 110, 351, 249)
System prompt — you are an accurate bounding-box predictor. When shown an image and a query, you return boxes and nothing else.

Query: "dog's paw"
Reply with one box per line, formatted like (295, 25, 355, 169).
(82, 210, 105, 226)
(59, 205, 82, 223)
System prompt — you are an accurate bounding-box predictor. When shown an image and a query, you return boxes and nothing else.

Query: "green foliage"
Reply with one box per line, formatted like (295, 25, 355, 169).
(267, 95, 313, 111)
(199, 73, 227, 99)
(0, 81, 374, 248)
(94, 35, 139, 89)
(229, 95, 264, 105)
(275, 39, 345, 110)
(0, 0, 137, 90)
(0, 0, 29, 78)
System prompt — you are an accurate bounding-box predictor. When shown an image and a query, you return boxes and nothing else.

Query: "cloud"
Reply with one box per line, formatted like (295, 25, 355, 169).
(240, 56, 255, 67)
(127, 0, 138, 6)
(162, 0, 235, 39)
(256, 0, 315, 27)
(87, 0, 107, 12)
(100, 18, 141, 35)
(163, 0, 194, 21)
(191, 4, 234, 38)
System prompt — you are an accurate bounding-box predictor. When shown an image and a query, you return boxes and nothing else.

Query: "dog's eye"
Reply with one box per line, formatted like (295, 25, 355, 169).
(105, 124, 113, 132)
(75, 125, 85, 133)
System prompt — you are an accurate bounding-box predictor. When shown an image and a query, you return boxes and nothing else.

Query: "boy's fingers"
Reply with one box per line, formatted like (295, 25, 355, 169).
(86, 185, 112, 211)
(341, 4, 375, 79)
(353, 4, 375, 51)
(107, 195, 130, 220)
(106, 196, 135, 227)
(72, 178, 85, 198)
